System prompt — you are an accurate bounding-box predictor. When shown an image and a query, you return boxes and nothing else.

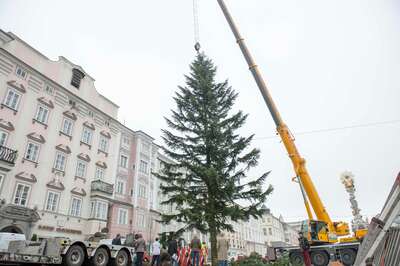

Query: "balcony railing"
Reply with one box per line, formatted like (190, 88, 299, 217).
(91, 180, 114, 195)
(0, 145, 17, 165)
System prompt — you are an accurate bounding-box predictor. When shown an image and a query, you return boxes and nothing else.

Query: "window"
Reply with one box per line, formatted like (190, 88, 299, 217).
(15, 66, 27, 79)
(81, 126, 93, 145)
(268, 228, 272, 235)
(137, 214, 146, 228)
(99, 136, 109, 152)
(0, 131, 8, 146)
(122, 137, 129, 145)
(141, 142, 150, 153)
(70, 197, 82, 216)
(139, 160, 148, 174)
(116, 180, 125, 195)
(95, 167, 105, 180)
(3, 88, 21, 110)
(138, 184, 146, 198)
(263, 228, 267, 236)
(61, 118, 73, 136)
(71, 68, 84, 89)
(35, 105, 49, 124)
(54, 152, 67, 171)
(13, 183, 30, 206)
(45, 191, 60, 212)
(118, 208, 128, 225)
(24, 142, 40, 162)
(45, 85, 54, 95)
(90, 201, 108, 220)
(75, 160, 87, 178)
(119, 155, 128, 168)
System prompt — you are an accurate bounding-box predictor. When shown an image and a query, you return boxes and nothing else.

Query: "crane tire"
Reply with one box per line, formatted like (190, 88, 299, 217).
(113, 249, 129, 266)
(340, 249, 357, 266)
(311, 250, 330, 266)
(289, 251, 304, 266)
(63, 245, 85, 266)
(91, 247, 109, 266)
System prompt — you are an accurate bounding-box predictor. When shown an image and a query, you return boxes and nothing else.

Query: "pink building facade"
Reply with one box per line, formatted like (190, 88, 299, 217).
(107, 130, 162, 243)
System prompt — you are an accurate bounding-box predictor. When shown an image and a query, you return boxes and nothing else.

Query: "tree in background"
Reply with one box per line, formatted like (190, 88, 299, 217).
(156, 53, 273, 266)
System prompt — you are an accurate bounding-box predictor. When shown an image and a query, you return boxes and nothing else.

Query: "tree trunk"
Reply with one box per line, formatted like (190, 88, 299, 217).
(210, 224, 218, 266)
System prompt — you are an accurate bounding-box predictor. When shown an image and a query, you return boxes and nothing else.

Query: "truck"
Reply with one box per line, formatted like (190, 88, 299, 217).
(0, 232, 135, 266)
(215, 1, 367, 265)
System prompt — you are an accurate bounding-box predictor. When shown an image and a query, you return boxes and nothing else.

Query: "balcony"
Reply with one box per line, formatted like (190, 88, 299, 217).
(0, 145, 17, 166)
(91, 180, 114, 195)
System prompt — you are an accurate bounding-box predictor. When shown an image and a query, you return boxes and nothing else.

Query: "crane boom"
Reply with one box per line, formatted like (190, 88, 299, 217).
(216, 0, 334, 230)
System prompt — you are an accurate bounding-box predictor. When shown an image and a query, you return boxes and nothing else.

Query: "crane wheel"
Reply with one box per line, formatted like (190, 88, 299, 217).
(339, 249, 356, 266)
(289, 251, 304, 266)
(311, 250, 329, 266)
(63, 245, 85, 266)
(113, 249, 129, 266)
(91, 247, 109, 266)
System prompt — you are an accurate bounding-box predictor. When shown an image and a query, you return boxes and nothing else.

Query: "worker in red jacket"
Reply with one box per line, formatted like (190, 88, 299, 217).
(298, 232, 311, 266)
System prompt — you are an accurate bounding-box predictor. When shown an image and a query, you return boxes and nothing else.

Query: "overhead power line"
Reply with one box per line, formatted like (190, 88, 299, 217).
(254, 119, 400, 140)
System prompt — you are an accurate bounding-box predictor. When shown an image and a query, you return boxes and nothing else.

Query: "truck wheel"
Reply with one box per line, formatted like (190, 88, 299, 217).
(113, 250, 129, 266)
(289, 252, 304, 266)
(340, 249, 356, 266)
(91, 247, 109, 266)
(63, 245, 85, 266)
(311, 250, 329, 266)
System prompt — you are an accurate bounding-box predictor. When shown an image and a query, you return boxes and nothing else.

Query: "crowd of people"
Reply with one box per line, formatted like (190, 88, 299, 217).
(112, 233, 230, 266)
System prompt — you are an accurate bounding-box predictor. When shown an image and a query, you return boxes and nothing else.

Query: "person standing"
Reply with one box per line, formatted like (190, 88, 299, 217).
(201, 241, 208, 265)
(217, 234, 229, 266)
(190, 235, 201, 266)
(151, 238, 161, 266)
(134, 233, 146, 266)
(167, 234, 178, 266)
(298, 232, 312, 266)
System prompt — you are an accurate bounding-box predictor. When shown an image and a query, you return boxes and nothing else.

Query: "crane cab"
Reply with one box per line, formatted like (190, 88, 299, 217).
(300, 220, 337, 245)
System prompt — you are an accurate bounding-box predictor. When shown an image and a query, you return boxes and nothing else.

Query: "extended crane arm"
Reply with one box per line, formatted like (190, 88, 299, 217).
(216, 0, 333, 228)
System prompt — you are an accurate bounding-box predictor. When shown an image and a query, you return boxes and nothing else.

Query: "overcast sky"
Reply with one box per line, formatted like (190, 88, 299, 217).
(1, 0, 399, 223)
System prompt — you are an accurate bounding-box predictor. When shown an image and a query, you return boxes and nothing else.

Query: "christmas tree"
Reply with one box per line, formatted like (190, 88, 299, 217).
(156, 53, 273, 266)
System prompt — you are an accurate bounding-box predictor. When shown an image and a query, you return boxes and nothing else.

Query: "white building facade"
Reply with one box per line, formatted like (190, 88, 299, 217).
(0, 29, 121, 240)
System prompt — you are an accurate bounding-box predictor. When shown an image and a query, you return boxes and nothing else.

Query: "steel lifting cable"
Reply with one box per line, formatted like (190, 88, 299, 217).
(192, 0, 201, 52)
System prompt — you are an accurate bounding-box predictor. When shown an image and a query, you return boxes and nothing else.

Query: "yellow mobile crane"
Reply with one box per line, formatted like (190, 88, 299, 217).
(214, 1, 367, 265)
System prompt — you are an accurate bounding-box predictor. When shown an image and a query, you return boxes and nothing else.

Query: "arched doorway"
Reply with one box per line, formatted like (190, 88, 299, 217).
(0, 225, 23, 234)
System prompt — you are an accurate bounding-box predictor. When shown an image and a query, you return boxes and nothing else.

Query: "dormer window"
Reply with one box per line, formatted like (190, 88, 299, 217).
(71, 68, 84, 89)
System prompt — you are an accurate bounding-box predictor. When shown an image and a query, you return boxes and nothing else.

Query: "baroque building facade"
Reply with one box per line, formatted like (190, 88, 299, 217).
(0, 29, 121, 239)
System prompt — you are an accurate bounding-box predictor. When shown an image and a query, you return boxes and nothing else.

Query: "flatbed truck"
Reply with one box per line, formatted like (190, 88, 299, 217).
(0, 236, 135, 266)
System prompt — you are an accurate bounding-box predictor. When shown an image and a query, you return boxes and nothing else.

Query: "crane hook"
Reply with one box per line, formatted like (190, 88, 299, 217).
(194, 42, 201, 52)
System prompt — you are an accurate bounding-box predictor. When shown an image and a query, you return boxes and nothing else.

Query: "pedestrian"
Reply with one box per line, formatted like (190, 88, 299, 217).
(151, 237, 161, 266)
(167, 234, 178, 266)
(134, 233, 146, 266)
(183, 244, 191, 266)
(112, 233, 122, 245)
(298, 232, 311, 266)
(217, 233, 229, 266)
(201, 241, 208, 265)
(190, 235, 201, 266)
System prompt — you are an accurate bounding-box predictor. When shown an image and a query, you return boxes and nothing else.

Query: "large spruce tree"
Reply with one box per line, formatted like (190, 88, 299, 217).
(156, 53, 273, 266)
